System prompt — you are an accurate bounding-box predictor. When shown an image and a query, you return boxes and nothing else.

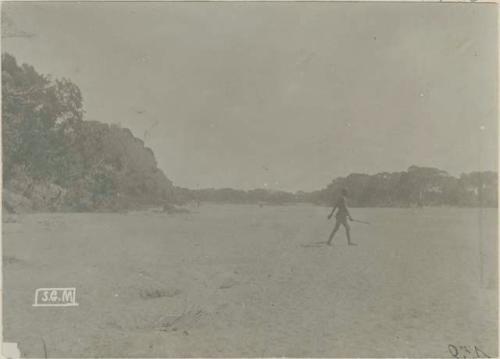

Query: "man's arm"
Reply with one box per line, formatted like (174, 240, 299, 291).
(345, 204, 353, 221)
(327, 204, 337, 219)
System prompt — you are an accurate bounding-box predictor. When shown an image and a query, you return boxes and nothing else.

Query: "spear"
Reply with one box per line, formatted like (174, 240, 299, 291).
(351, 219, 371, 225)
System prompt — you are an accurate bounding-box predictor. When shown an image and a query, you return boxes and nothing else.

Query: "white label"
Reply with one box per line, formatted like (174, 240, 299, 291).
(33, 287, 78, 307)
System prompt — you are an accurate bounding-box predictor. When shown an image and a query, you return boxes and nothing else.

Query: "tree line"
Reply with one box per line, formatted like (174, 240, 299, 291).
(173, 166, 497, 208)
(2, 53, 497, 212)
(2, 53, 175, 212)
(302, 166, 497, 207)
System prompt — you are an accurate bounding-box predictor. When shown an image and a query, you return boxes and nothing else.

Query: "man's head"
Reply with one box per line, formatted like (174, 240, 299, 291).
(341, 188, 348, 196)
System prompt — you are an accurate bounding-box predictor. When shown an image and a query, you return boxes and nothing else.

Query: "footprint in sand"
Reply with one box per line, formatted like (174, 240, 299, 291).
(219, 277, 239, 290)
(140, 287, 181, 300)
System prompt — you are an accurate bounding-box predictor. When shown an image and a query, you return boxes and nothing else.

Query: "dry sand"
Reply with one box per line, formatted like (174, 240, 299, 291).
(2, 204, 497, 357)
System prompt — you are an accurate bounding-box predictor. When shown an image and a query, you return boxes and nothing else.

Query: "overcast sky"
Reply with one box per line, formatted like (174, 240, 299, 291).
(2, 2, 497, 191)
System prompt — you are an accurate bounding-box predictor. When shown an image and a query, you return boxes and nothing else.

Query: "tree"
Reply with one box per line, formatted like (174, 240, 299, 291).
(3, 53, 176, 212)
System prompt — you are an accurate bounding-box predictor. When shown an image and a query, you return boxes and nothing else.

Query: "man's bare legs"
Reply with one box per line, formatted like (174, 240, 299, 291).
(327, 220, 341, 245)
(344, 222, 356, 246)
(327, 218, 356, 246)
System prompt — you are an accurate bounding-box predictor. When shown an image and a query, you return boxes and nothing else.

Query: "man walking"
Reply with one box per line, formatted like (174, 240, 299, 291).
(327, 188, 356, 246)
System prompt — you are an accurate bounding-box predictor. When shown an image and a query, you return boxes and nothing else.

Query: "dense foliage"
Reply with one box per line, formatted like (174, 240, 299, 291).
(2, 53, 175, 212)
(303, 166, 498, 207)
(174, 187, 297, 205)
(174, 166, 497, 207)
